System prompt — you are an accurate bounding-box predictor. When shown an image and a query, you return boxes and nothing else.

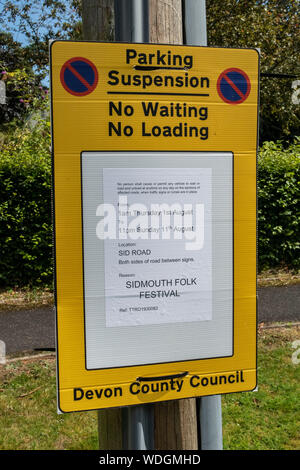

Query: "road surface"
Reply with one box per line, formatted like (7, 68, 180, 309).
(0, 285, 299, 356)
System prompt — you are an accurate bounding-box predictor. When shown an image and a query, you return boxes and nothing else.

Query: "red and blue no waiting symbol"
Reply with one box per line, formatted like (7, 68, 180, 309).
(217, 68, 251, 104)
(60, 57, 98, 96)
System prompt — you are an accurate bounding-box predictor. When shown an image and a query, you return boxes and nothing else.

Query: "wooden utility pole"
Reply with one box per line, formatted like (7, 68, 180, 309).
(148, 0, 198, 449)
(148, 0, 183, 44)
(82, 0, 115, 41)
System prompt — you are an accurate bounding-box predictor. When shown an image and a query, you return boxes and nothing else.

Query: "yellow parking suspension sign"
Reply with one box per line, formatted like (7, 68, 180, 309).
(50, 41, 259, 413)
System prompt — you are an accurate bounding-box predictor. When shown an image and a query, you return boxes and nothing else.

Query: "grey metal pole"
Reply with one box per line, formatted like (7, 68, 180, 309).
(183, 0, 223, 451)
(132, 0, 149, 42)
(115, 0, 153, 450)
(184, 0, 207, 46)
(126, 404, 154, 450)
(115, 0, 148, 43)
(115, 0, 132, 42)
(199, 395, 223, 450)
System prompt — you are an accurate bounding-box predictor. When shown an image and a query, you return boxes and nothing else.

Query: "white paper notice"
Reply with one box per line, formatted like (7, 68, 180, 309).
(102, 168, 212, 327)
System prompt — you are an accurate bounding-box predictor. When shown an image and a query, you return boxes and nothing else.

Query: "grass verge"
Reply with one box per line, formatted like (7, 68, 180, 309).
(257, 268, 300, 288)
(0, 325, 299, 450)
(0, 287, 54, 312)
(222, 324, 300, 450)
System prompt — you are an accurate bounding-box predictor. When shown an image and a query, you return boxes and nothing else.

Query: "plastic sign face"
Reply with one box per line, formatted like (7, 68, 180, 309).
(50, 41, 259, 413)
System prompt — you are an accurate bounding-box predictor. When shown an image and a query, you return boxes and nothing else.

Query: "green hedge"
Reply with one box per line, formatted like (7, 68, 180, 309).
(258, 140, 299, 271)
(0, 129, 299, 287)
(0, 122, 52, 287)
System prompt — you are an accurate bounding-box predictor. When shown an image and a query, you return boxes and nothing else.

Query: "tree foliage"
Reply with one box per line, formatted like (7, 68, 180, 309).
(0, 31, 47, 132)
(0, 118, 52, 286)
(206, 0, 300, 143)
(0, 0, 82, 70)
(258, 138, 300, 270)
(0, 1, 82, 130)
